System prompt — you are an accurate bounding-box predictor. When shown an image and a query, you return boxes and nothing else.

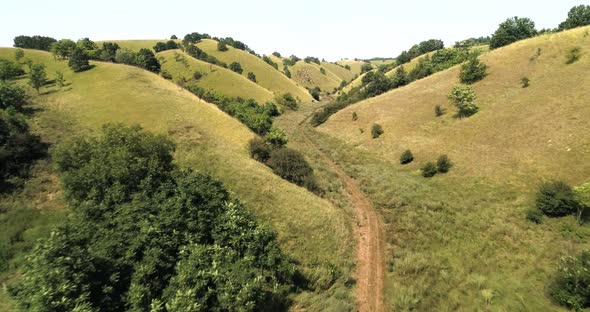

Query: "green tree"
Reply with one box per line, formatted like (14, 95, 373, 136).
(268, 147, 316, 190)
(28, 63, 46, 94)
(55, 70, 65, 89)
(135, 48, 160, 73)
(0, 58, 24, 81)
(536, 181, 579, 217)
(247, 71, 256, 82)
(50, 39, 77, 59)
(371, 123, 384, 138)
(550, 251, 590, 310)
(459, 57, 488, 84)
(248, 137, 271, 162)
(391, 66, 408, 88)
(360, 62, 373, 74)
(264, 127, 288, 148)
(76, 38, 97, 51)
(575, 182, 590, 223)
(115, 48, 136, 65)
(448, 85, 479, 118)
(436, 154, 452, 173)
(0, 81, 26, 110)
(14, 49, 24, 63)
(400, 149, 414, 165)
(68, 48, 91, 72)
(229, 62, 243, 74)
(559, 5, 590, 30)
(310, 86, 321, 101)
(217, 41, 228, 51)
(490, 17, 537, 49)
(421, 162, 437, 177)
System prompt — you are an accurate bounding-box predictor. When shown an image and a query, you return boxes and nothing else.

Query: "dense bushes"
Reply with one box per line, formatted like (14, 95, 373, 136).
(229, 62, 244, 74)
(267, 147, 318, 191)
(68, 48, 91, 72)
(536, 181, 579, 217)
(275, 93, 298, 110)
(153, 40, 178, 53)
(184, 44, 226, 67)
(448, 85, 479, 118)
(421, 162, 437, 178)
(459, 57, 488, 84)
(50, 39, 77, 59)
(0, 82, 26, 110)
(558, 5, 590, 30)
(304, 56, 321, 64)
(135, 48, 161, 73)
(436, 154, 452, 173)
(0, 59, 24, 81)
(490, 17, 537, 49)
(396, 39, 444, 65)
(13, 35, 56, 51)
(9, 125, 295, 311)
(310, 86, 321, 101)
(247, 71, 256, 82)
(550, 251, 590, 310)
(262, 55, 279, 69)
(400, 150, 414, 165)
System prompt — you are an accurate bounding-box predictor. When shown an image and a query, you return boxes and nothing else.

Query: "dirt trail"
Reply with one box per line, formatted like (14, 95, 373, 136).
(302, 130, 385, 312)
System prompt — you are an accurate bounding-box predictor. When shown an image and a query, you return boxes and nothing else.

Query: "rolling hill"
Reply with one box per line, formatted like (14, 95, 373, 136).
(195, 39, 313, 102)
(321, 61, 356, 82)
(317, 26, 590, 309)
(289, 60, 342, 91)
(97, 39, 175, 51)
(158, 49, 274, 103)
(336, 59, 366, 76)
(0, 48, 354, 310)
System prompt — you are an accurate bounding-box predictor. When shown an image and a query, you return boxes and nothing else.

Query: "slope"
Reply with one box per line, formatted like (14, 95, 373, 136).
(290, 61, 342, 91)
(195, 39, 313, 102)
(97, 39, 174, 51)
(0, 48, 354, 310)
(158, 49, 274, 103)
(321, 62, 356, 82)
(336, 59, 366, 76)
(317, 26, 590, 310)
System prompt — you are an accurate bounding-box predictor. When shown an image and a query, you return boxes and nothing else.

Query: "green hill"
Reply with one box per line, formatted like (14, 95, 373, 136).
(158, 49, 274, 103)
(318, 26, 590, 309)
(195, 39, 313, 102)
(97, 39, 175, 51)
(0, 48, 353, 310)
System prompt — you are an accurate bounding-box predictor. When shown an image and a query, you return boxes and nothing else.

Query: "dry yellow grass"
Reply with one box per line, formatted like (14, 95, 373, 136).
(96, 39, 176, 51)
(290, 61, 342, 91)
(196, 39, 313, 102)
(158, 49, 274, 103)
(321, 61, 356, 82)
(336, 59, 366, 75)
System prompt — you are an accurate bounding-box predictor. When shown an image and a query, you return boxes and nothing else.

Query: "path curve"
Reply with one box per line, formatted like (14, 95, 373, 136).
(301, 129, 385, 312)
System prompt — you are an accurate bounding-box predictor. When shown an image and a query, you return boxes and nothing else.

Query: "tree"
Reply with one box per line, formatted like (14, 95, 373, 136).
(310, 86, 321, 101)
(115, 48, 136, 65)
(459, 57, 488, 84)
(400, 149, 414, 164)
(229, 62, 243, 74)
(28, 63, 46, 94)
(135, 48, 160, 73)
(0, 58, 24, 81)
(421, 162, 437, 177)
(574, 182, 590, 224)
(559, 5, 590, 30)
(360, 62, 373, 74)
(264, 127, 288, 148)
(247, 71, 256, 82)
(14, 49, 24, 63)
(536, 181, 579, 217)
(68, 48, 91, 72)
(391, 66, 408, 88)
(248, 137, 271, 162)
(50, 39, 77, 59)
(550, 251, 590, 310)
(275, 93, 298, 110)
(448, 85, 479, 118)
(13, 35, 56, 51)
(76, 38, 97, 51)
(490, 17, 537, 49)
(0, 81, 26, 110)
(55, 70, 65, 89)
(267, 147, 315, 188)
(371, 123, 383, 138)
(396, 51, 411, 64)
(170, 35, 178, 39)
(272, 51, 281, 57)
(100, 42, 120, 62)
(217, 41, 228, 52)
(436, 154, 452, 173)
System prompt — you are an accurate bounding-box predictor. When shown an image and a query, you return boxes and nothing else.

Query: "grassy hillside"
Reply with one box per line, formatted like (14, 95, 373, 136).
(318, 26, 590, 309)
(290, 61, 342, 91)
(97, 39, 174, 51)
(321, 62, 356, 82)
(0, 48, 354, 310)
(196, 39, 313, 102)
(158, 49, 274, 103)
(336, 59, 366, 76)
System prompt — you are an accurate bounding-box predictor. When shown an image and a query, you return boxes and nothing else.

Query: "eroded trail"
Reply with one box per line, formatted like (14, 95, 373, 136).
(301, 130, 385, 312)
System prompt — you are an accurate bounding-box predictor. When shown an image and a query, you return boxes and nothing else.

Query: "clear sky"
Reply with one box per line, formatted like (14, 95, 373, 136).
(0, 0, 584, 61)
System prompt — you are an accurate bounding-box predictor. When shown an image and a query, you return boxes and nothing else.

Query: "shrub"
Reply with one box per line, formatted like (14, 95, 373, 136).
(0, 82, 26, 109)
(436, 154, 452, 173)
(229, 62, 243, 74)
(14, 49, 24, 62)
(310, 87, 321, 101)
(352, 112, 358, 121)
(275, 93, 298, 111)
(448, 85, 479, 118)
(371, 123, 383, 138)
(284, 67, 291, 78)
(399, 150, 414, 165)
(68, 48, 91, 72)
(55, 71, 65, 88)
(247, 71, 256, 82)
(267, 148, 314, 187)
(459, 57, 488, 84)
(193, 71, 203, 80)
(28, 63, 46, 94)
(521, 77, 530, 88)
(525, 209, 544, 224)
(115, 48, 136, 65)
(135, 48, 160, 73)
(264, 127, 288, 148)
(217, 41, 228, 52)
(536, 181, 579, 217)
(566, 47, 582, 64)
(434, 105, 445, 117)
(0, 58, 24, 81)
(550, 251, 590, 310)
(248, 137, 271, 162)
(320, 67, 326, 75)
(421, 162, 437, 178)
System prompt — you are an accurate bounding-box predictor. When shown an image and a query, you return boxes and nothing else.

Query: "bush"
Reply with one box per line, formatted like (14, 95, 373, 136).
(264, 127, 288, 148)
(399, 150, 414, 165)
(0, 82, 26, 110)
(217, 41, 228, 52)
(68, 48, 91, 72)
(536, 181, 579, 217)
(490, 17, 537, 49)
(521, 77, 530, 88)
(135, 48, 160, 73)
(0, 59, 24, 81)
(352, 112, 358, 121)
(193, 71, 203, 80)
(267, 148, 314, 188)
(28, 63, 46, 94)
(434, 105, 445, 117)
(247, 71, 256, 82)
(310, 87, 321, 101)
(448, 85, 479, 118)
(550, 251, 590, 310)
(436, 154, 452, 173)
(248, 137, 271, 162)
(114, 48, 136, 65)
(275, 93, 298, 111)
(459, 57, 488, 84)
(525, 209, 544, 224)
(566, 47, 582, 64)
(371, 123, 383, 138)
(229, 62, 243, 74)
(421, 162, 437, 178)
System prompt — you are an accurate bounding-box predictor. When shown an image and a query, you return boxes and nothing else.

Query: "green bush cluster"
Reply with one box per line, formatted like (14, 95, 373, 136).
(448, 85, 479, 118)
(371, 123, 384, 138)
(421, 155, 453, 178)
(536, 181, 580, 217)
(459, 57, 488, 84)
(0, 58, 24, 81)
(399, 149, 414, 165)
(550, 251, 590, 310)
(13, 35, 57, 51)
(153, 40, 179, 53)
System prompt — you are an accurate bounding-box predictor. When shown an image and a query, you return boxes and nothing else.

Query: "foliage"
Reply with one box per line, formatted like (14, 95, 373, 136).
(360, 63, 373, 74)
(114, 48, 136, 65)
(182, 32, 211, 45)
(262, 55, 278, 69)
(396, 39, 444, 64)
(100, 42, 120, 62)
(264, 127, 288, 148)
(11, 125, 295, 310)
(565, 47, 582, 64)
(50, 39, 77, 59)
(153, 40, 178, 53)
(283, 67, 291, 78)
(267, 147, 316, 190)
(391, 66, 408, 88)
(282, 55, 301, 67)
(559, 5, 590, 30)
(183, 44, 225, 67)
(521, 77, 530, 88)
(68, 48, 91, 72)
(550, 251, 590, 310)
(275, 93, 298, 111)
(436, 154, 452, 173)
(272, 52, 281, 57)
(55, 70, 65, 88)
(454, 36, 491, 48)
(421, 162, 437, 178)
(304, 56, 320, 64)
(0, 82, 26, 110)
(13, 35, 56, 51)
(490, 17, 537, 49)
(76, 38, 98, 52)
(352, 111, 358, 121)
(320, 67, 326, 75)
(248, 137, 271, 162)
(247, 71, 256, 82)
(536, 181, 579, 217)
(28, 63, 46, 93)
(229, 61, 243, 74)
(371, 123, 383, 138)
(14, 49, 24, 62)
(135, 48, 161, 73)
(309, 86, 320, 101)
(459, 57, 488, 84)
(434, 105, 445, 117)
(525, 209, 544, 224)
(448, 85, 479, 118)
(0, 58, 24, 81)
(171, 35, 178, 39)
(399, 150, 414, 165)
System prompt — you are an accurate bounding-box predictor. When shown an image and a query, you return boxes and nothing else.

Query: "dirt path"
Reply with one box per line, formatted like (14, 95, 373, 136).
(301, 129, 385, 312)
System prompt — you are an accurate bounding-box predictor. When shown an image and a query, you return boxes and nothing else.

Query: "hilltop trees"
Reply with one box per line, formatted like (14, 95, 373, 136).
(217, 41, 228, 51)
(68, 48, 91, 72)
(28, 64, 46, 93)
(396, 39, 444, 65)
(135, 48, 160, 73)
(153, 40, 178, 53)
(50, 39, 77, 59)
(100, 42, 120, 62)
(13, 35, 56, 51)
(448, 85, 479, 117)
(490, 17, 537, 49)
(559, 5, 590, 30)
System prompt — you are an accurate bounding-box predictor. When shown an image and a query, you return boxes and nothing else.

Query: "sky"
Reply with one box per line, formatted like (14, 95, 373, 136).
(0, 0, 584, 61)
